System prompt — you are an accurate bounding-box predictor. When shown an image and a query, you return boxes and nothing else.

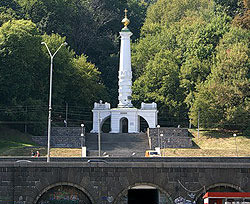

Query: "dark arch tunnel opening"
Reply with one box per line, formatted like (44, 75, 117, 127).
(139, 116, 149, 132)
(120, 117, 128, 133)
(101, 116, 111, 133)
(36, 185, 92, 204)
(128, 189, 159, 204)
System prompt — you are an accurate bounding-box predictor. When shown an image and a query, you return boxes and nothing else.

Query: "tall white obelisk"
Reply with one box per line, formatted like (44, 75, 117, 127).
(118, 9, 133, 108)
(91, 9, 158, 133)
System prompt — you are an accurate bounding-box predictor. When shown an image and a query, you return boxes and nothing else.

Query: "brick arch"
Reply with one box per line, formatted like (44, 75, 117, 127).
(33, 182, 94, 204)
(195, 183, 243, 202)
(113, 182, 174, 204)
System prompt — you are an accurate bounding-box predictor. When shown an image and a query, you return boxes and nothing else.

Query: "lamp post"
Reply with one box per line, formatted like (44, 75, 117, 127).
(197, 109, 200, 139)
(41, 41, 67, 162)
(98, 111, 101, 157)
(157, 125, 160, 148)
(233, 133, 238, 157)
(81, 124, 85, 157)
(160, 133, 164, 149)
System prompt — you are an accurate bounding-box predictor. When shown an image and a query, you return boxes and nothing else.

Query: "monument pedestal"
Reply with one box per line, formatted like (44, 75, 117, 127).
(91, 102, 157, 133)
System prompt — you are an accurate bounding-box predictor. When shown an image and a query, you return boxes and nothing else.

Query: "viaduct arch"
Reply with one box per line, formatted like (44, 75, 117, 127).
(0, 157, 249, 204)
(33, 182, 94, 204)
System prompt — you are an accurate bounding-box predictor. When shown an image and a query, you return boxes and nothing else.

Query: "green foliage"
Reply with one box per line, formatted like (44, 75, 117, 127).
(214, 0, 242, 16)
(0, 20, 45, 105)
(132, 0, 232, 125)
(0, 0, 248, 133)
(141, 0, 212, 35)
(190, 27, 250, 130)
(67, 55, 108, 107)
(233, 10, 250, 29)
(0, 7, 18, 25)
(0, 0, 149, 107)
(13, 0, 147, 88)
(0, 19, 107, 134)
(133, 50, 186, 120)
(179, 11, 231, 106)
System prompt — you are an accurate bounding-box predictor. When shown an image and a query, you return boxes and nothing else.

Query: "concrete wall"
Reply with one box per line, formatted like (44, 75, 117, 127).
(0, 157, 249, 204)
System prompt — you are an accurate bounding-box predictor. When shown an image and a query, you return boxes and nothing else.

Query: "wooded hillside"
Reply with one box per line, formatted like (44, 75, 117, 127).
(0, 0, 249, 134)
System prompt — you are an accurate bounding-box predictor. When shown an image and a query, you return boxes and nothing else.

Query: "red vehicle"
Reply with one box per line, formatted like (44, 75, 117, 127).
(203, 192, 250, 204)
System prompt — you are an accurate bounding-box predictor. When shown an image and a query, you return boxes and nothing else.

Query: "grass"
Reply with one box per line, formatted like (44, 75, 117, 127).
(0, 125, 82, 157)
(0, 125, 36, 155)
(161, 129, 250, 157)
(0, 126, 249, 157)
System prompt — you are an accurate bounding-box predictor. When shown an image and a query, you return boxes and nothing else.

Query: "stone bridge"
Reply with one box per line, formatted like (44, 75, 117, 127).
(0, 157, 249, 204)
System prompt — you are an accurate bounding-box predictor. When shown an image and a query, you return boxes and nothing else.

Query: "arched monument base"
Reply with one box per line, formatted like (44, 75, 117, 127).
(91, 101, 157, 133)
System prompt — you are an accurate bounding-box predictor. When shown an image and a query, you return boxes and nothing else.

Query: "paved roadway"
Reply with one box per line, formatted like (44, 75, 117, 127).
(0, 157, 249, 168)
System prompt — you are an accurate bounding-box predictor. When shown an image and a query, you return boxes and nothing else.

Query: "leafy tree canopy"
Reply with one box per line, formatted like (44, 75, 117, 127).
(190, 27, 249, 131)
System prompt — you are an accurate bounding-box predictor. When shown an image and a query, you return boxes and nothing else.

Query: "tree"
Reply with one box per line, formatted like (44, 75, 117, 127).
(232, 0, 250, 29)
(0, 20, 48, 133)
(190, 27, 250, 131)
(133, 50, 186, 125)
(132, 0, 232, 120)
(0, 20, 107, 133)
(0, 20, 46, 105)
(214, 0, 243, 17)
(179, 10, 231, 106)
(141, 0, 212, 35)
(0, 7, 18, 26)
(65, 55, 108, 108)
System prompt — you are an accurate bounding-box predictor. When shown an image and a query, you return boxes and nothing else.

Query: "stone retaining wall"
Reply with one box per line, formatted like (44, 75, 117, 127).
(0, 157, 249, 204)
(32, 127, 85, 148)
(148, 127, 192, 149)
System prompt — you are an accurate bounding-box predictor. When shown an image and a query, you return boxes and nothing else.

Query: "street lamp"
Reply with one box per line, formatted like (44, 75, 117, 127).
(160, 133, 164, 149)
(41, 41, 67, 162)
(81, 124, 85, 157)
(233, 133, 238, 157)
(157, 125, 160, 148)
(98, 111, 101, 157)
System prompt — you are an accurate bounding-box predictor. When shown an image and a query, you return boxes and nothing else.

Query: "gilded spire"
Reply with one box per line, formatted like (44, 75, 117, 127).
(122, 9, 130, 28)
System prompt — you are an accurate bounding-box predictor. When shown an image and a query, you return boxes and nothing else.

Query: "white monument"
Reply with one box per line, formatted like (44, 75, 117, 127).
(91, 10, 158, 133)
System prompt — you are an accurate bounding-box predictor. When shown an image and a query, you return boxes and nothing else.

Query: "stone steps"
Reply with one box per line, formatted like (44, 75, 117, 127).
(86, 133, 149, 157)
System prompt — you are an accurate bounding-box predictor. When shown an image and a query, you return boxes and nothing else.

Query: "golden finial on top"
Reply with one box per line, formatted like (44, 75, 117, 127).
(122, 9, 130, 28)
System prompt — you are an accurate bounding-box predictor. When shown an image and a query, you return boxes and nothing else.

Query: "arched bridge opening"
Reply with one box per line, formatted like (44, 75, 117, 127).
(128, 185, 159, 204)
(196, 183, 242, 204)
(114, 183, 173, 204)
(35, 183, 93, 204)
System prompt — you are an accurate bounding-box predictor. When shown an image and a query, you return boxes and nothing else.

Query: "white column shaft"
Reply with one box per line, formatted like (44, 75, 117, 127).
(118, 31, 133, 108)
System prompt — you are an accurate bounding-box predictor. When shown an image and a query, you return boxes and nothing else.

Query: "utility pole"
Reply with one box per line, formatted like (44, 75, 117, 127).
(65, 102, 68, 127)
(197, 110, 200, 139)
(25, 106, 27, 134)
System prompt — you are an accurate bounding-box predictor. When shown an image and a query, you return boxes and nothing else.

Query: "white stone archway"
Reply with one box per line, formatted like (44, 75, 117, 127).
(91, 103, 158, 133)
(120, 117, 129, 133)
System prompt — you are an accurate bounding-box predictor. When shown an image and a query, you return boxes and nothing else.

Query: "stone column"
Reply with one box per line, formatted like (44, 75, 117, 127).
(118, 27, 133, 108)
